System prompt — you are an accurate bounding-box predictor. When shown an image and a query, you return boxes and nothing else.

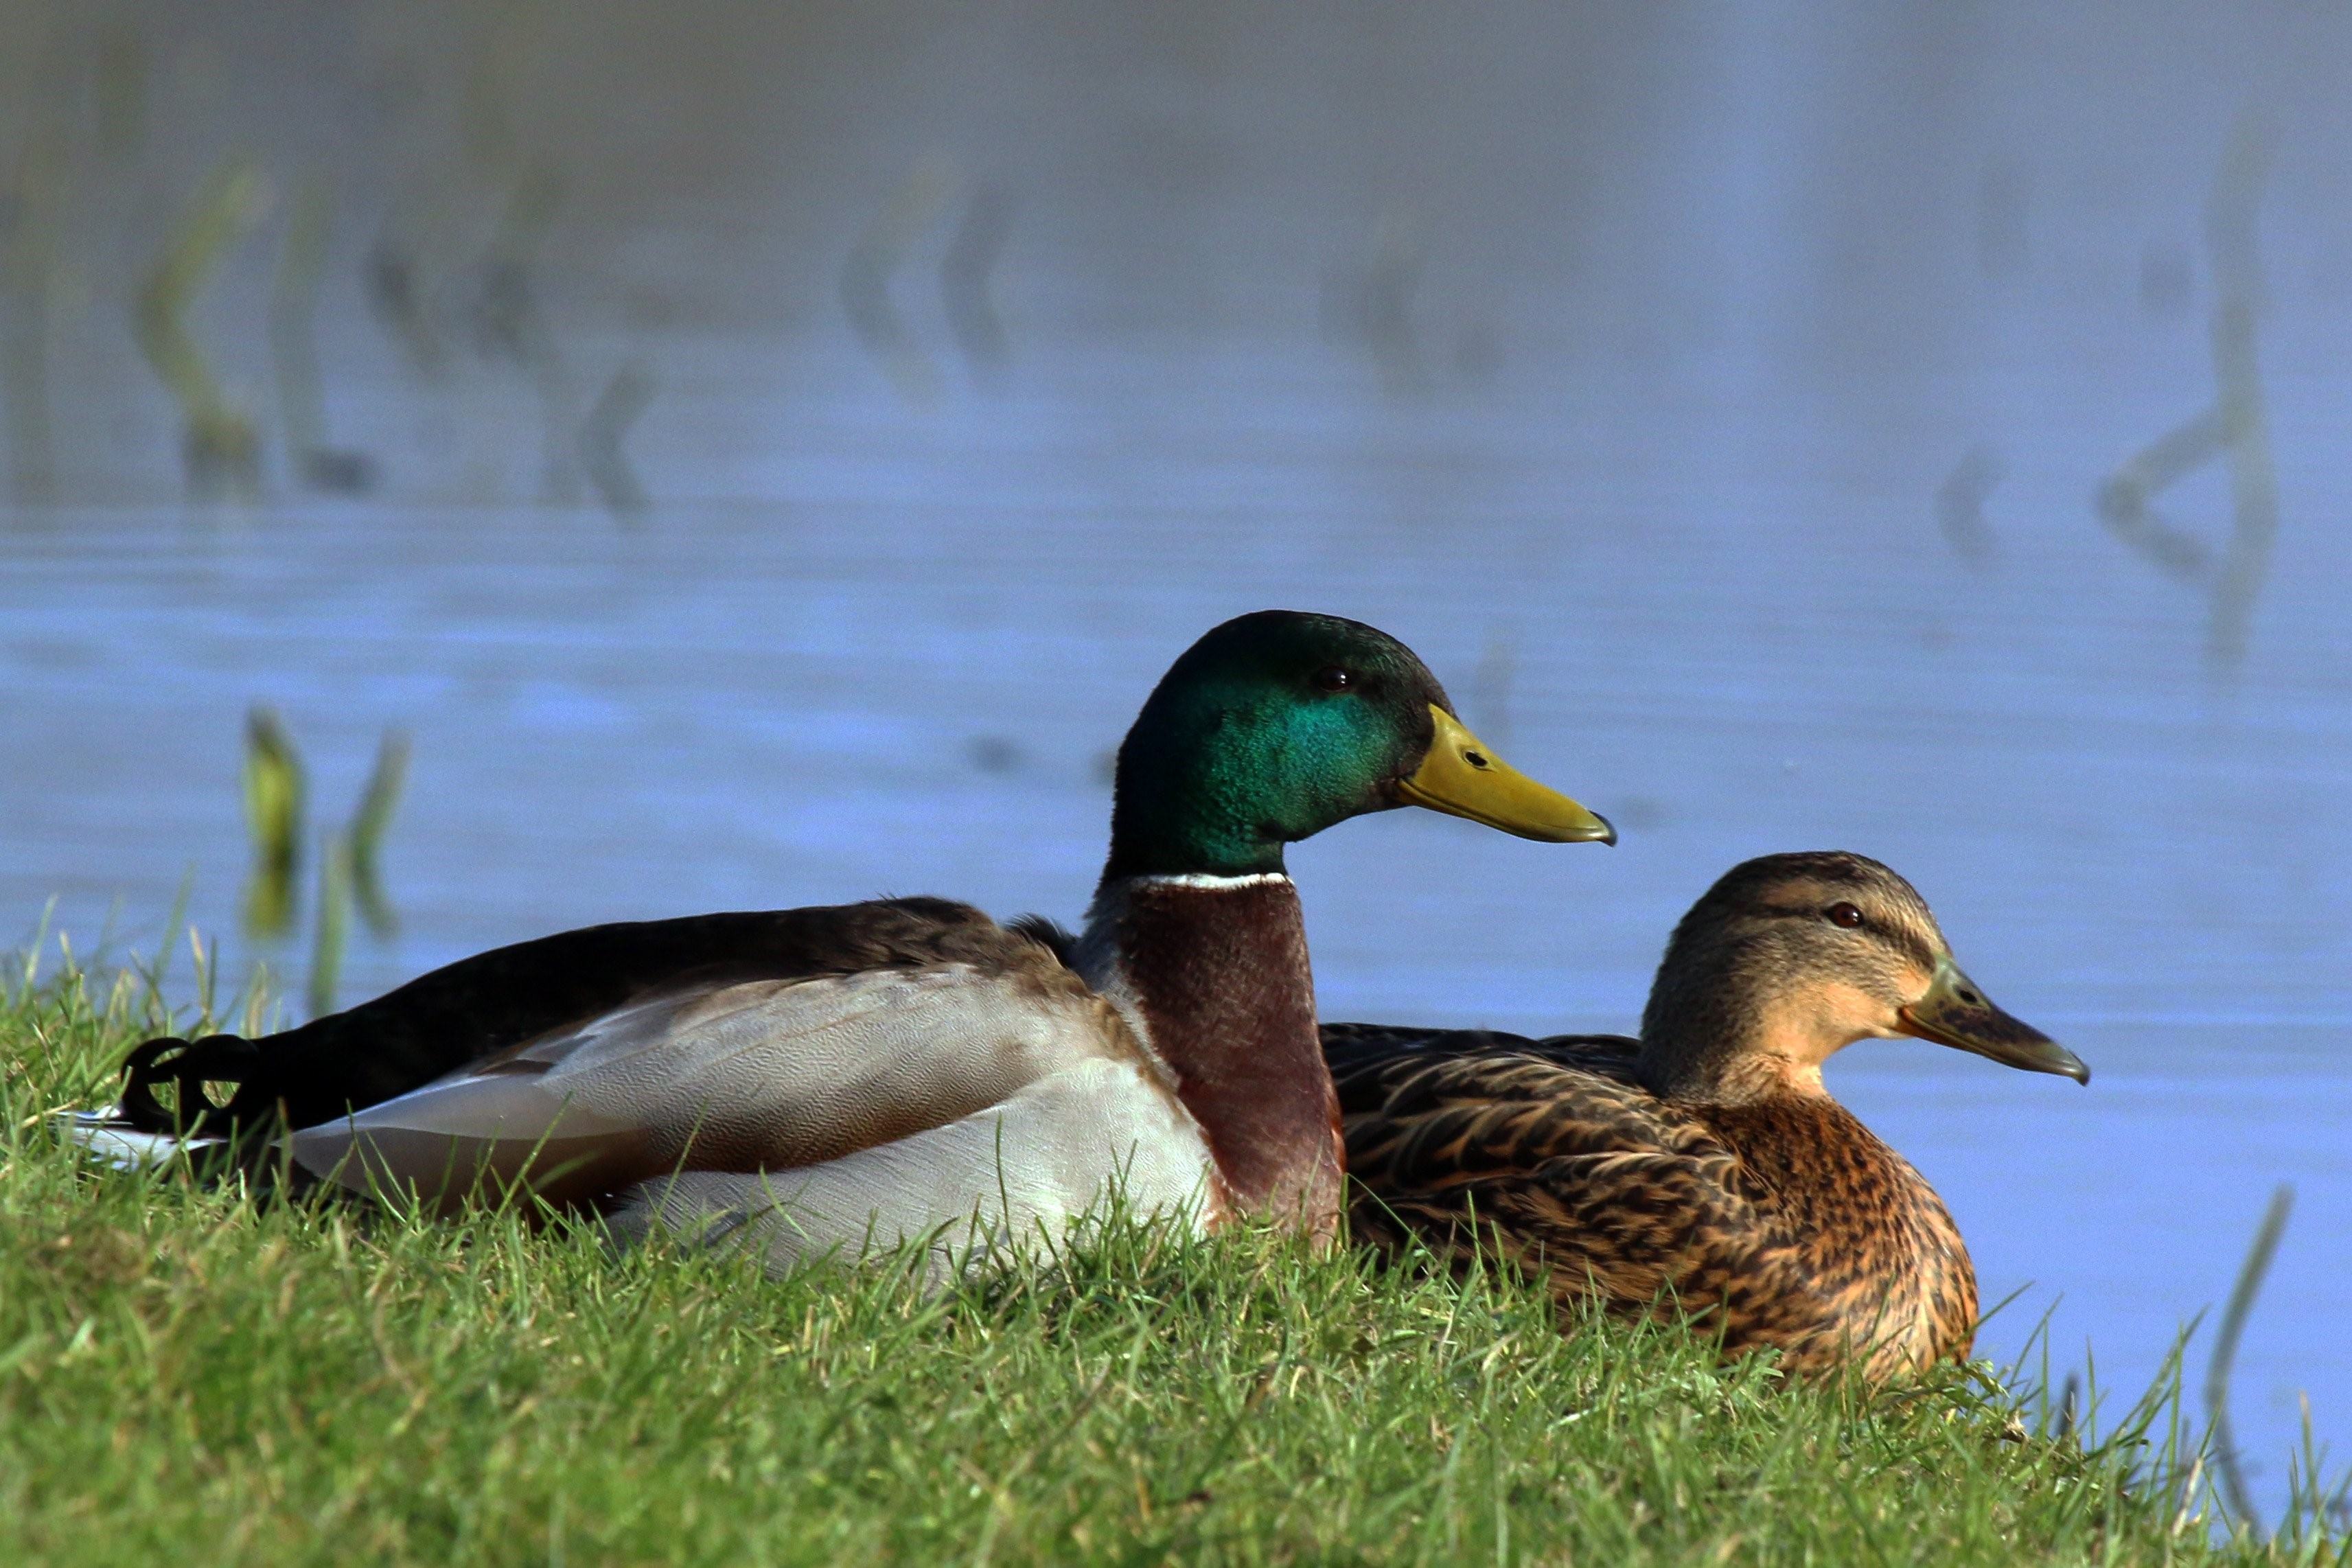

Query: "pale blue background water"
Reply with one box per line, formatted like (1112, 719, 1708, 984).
(1, 0, 2347, 1522)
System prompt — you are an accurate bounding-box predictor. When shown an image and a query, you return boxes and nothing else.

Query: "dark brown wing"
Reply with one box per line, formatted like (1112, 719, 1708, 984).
(1325, 1028, 1850, 1368)
(122, 897, 1060, 1135)
(1325, 1020, 1642, 1100)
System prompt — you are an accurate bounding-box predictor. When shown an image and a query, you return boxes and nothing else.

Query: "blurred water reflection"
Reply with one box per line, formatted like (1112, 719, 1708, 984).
(2, 0, 2348, 1517)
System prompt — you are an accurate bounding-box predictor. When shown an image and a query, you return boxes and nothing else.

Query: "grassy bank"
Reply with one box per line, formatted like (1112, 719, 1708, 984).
(0, 949, 2338, 1566)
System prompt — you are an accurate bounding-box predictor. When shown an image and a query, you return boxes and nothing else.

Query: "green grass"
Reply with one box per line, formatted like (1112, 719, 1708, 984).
(1, 945, 2341, 1567)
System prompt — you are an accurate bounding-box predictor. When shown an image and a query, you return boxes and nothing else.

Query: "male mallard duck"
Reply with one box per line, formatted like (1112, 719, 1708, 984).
(108, 610, 1613, 1271)
(1324, 852, 2086, 1379)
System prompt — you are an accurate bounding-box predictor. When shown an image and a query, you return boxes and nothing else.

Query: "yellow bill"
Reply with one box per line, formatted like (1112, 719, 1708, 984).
(1396, 706, 1616, 844)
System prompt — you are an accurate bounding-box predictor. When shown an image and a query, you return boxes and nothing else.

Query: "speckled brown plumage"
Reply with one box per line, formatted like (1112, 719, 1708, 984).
(1328, 1027, 1974, 1378)
(1326, 853, 2084, 1381)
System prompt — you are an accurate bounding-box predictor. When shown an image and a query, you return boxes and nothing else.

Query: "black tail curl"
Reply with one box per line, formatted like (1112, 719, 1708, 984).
(119, 1034, 273, 1134)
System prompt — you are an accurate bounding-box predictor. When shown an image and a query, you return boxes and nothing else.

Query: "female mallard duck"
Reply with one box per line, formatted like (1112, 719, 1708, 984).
(109, 610, 1613, 1271)
(1324, 852, 2086, 1379)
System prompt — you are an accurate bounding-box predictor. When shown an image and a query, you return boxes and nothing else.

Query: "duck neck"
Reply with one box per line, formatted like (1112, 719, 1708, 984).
(1072, 871, 1341, 1238)
(1637, 962, 1838, 1105)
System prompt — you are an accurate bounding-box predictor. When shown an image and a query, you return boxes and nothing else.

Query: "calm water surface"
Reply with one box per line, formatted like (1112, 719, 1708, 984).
(3, 331, 2348, 1507)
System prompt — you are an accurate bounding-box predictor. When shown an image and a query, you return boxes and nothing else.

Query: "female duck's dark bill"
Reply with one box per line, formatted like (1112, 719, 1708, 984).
(1897, 958, 2090, 1084)
(1395, 706, 1617, 844)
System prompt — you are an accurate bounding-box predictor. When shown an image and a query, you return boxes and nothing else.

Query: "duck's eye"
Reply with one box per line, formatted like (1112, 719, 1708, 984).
(1312, 666, 1354, 693)
(1825, 902, 1865, 929)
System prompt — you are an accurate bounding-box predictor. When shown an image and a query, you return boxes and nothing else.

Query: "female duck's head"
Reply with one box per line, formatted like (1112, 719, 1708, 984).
(1104, 610, 1614, 880)
(1637, 851, 2088, 1101)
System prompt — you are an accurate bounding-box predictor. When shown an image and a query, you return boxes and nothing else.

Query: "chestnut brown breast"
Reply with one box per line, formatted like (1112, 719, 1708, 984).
(1111, 876, 1344, 1238)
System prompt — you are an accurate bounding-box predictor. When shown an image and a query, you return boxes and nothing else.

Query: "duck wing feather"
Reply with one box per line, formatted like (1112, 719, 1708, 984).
(123, 898, 1061, 1135)
(1324, 1026, 1847, 1363)
(283, 906, 1155, 1212)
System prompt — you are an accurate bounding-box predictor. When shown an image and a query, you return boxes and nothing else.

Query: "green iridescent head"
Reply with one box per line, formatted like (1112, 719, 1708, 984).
(1103, 610, 1613, 879)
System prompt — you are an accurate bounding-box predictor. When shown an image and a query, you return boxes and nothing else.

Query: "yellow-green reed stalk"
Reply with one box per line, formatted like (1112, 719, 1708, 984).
(940, 184, 1017, 380)
(270, 178, 332, 467)
(2203, 118, 2278, 669)
(349, 729, 410, 937)
(2204, 1184, 2295, 1537)
(240, 706, 304, 939)
(307, 828, 351, 1021)
(579, 361, 654, 518)
(480, 163, 579, 503)
(270, 178, 374, 494)
(93, 23, 148, 159)
(135, 157, 268, 498)
(1, 131, 62, 503)
(2094, 117, 2279, 669)
(839, 154, 954, 405)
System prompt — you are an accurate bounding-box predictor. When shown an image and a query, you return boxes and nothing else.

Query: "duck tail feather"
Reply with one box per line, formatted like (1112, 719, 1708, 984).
(118, 1032, 277, 1135)
(54, 1106, 228, 1171)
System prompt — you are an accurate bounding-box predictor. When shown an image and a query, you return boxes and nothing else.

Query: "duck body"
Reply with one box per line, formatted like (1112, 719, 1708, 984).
(148, 886, 1317, 1276)
(1326, 852, 2086, 1380)
(1326, 1025, 1976, 1377)
(108, 612, 1612, 1273)
(279, 897, 1221, 1273)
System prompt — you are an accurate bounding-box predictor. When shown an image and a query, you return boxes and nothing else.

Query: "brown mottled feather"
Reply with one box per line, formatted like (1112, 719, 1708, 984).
(1324, 1024, 1978, 1379)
